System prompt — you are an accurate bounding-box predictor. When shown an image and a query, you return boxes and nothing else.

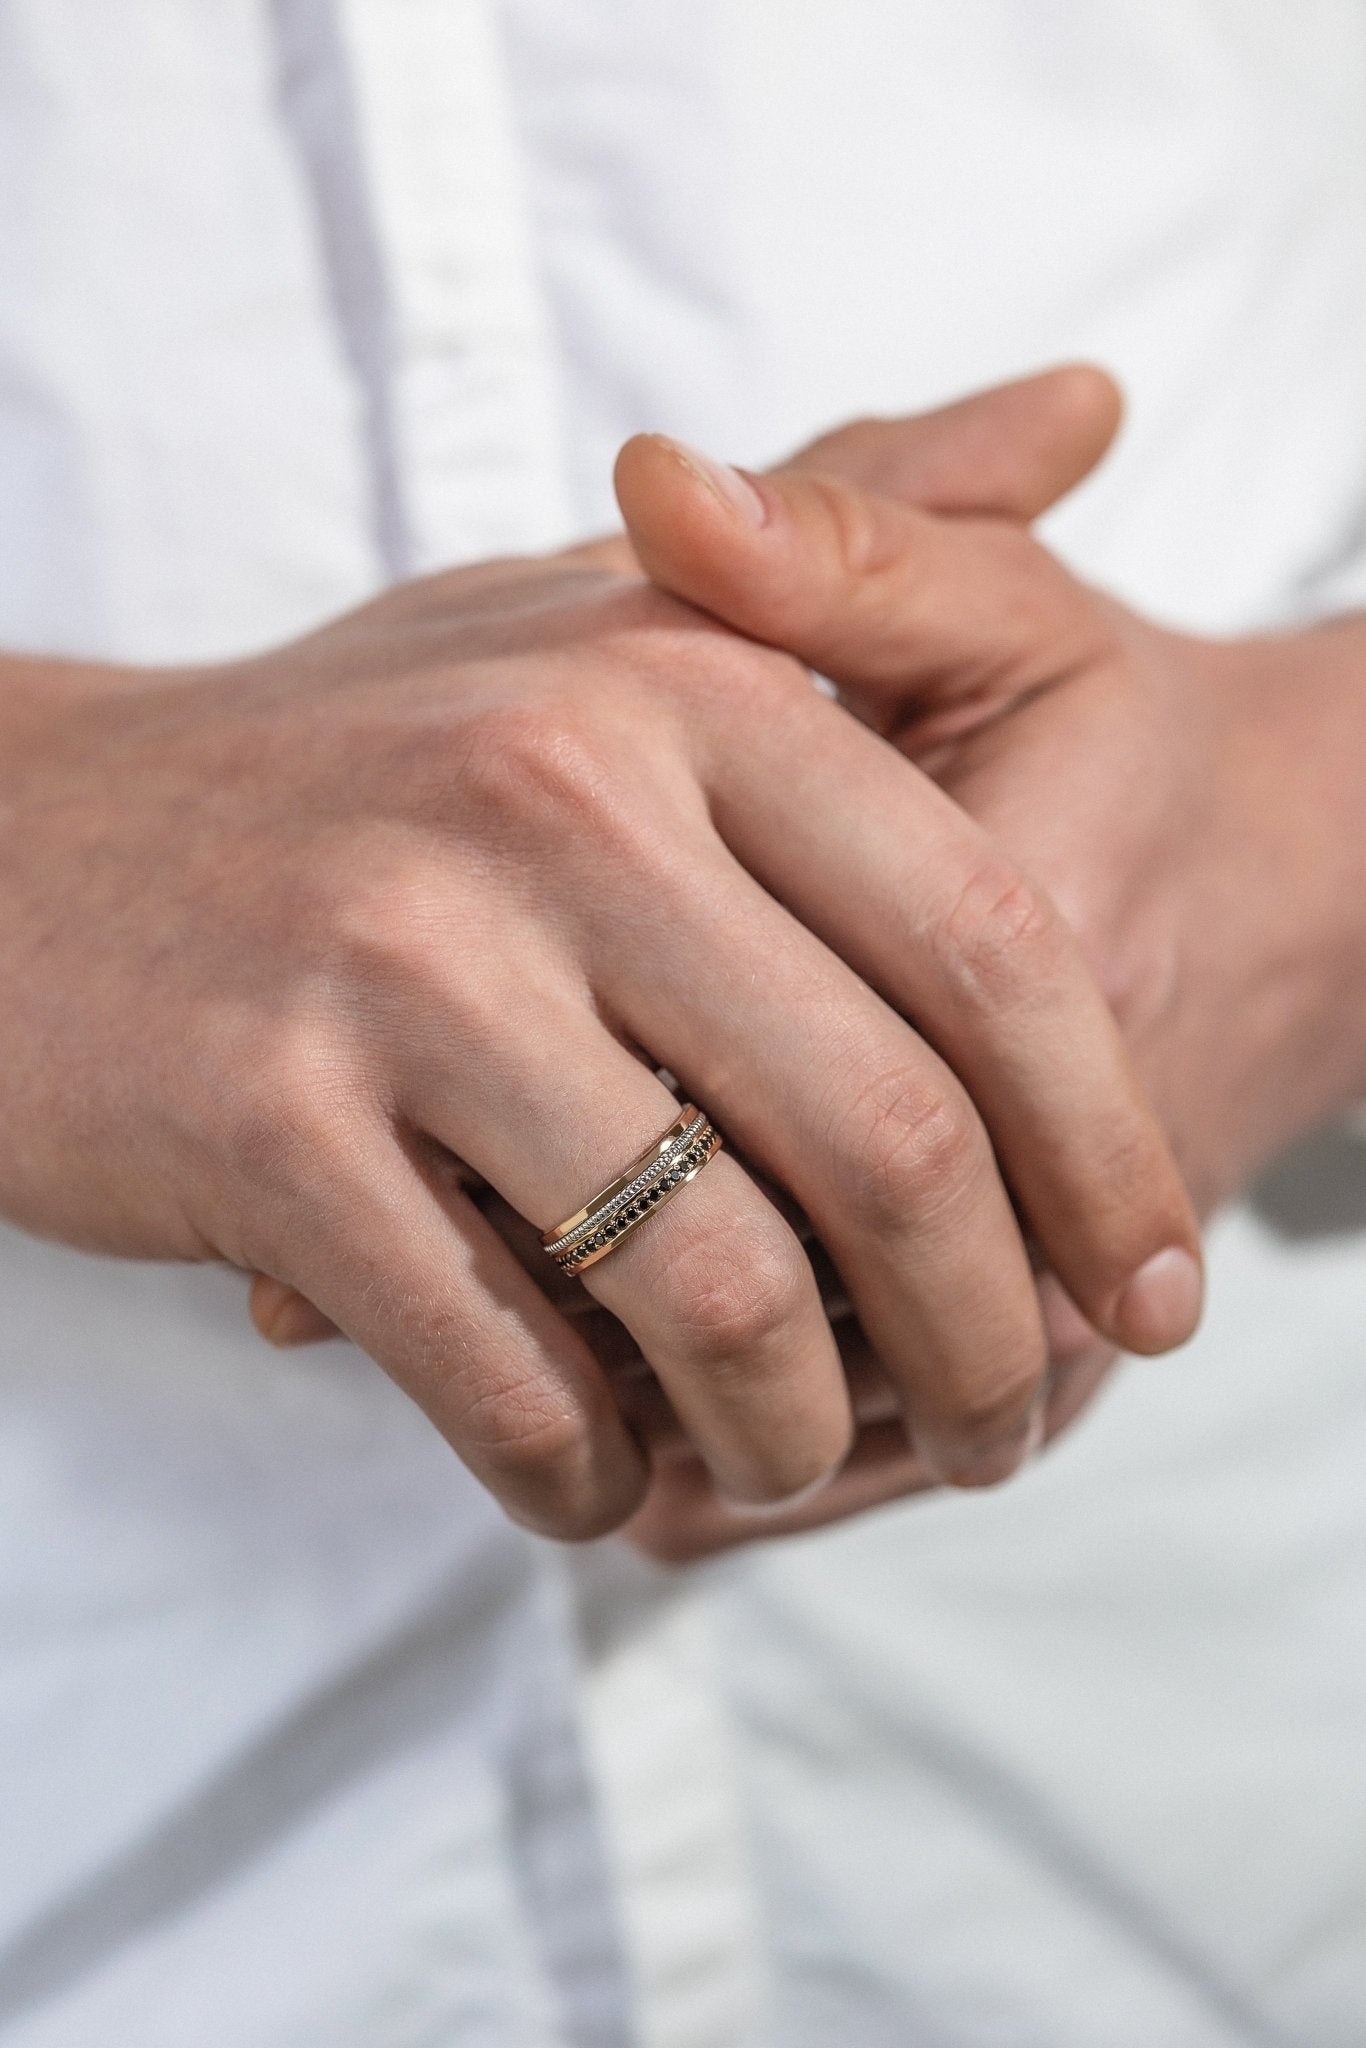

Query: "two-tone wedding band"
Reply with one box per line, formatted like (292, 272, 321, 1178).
(541, 1105, 723, 1274)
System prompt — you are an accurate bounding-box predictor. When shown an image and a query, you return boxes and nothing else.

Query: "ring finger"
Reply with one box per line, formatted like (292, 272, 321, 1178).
(597, 850, 1051, 1484)
(396, 981, 855, 1508)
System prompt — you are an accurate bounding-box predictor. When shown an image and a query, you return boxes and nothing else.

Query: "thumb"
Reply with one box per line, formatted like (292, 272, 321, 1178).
(557, 367, 1119, 584)
(614, 426, 1108, 714)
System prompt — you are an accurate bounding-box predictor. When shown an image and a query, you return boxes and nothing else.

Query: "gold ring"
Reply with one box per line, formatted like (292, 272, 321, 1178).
(542, 1105, 723, 1274)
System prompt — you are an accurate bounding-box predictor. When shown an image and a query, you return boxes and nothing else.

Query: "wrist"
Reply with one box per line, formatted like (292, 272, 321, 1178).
(1209, 612, 1366, 1128)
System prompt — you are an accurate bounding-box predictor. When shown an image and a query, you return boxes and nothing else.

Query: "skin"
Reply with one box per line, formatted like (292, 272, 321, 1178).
(253, 371, 1206, 1559)
(0, 374, 1202, 1550)
(272, 366, 1366, 1563)
(600, 370, 1366, 1556)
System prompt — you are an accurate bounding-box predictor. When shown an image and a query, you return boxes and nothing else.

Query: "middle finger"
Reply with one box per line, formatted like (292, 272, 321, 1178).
(600, 846, 1050, 1483)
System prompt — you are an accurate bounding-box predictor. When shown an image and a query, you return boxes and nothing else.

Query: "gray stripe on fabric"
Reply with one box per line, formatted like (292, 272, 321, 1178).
(268, 0, 414, 582)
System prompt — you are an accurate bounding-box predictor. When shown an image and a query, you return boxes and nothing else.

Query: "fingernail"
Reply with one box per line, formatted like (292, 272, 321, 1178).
(665, 440, 767, 528)
(1114, 1247, 1204, 1354)
(944, 1407, 1044, 1490)
(721, 1465, 839, 1518)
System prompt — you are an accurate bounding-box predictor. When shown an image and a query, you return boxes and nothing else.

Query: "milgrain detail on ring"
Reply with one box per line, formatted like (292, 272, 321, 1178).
(542, 1112, 708, 1256)
(556, 1131, 721, 1272)
(542, 1106, 723, 1273)
(540, 1114, 712, 1253)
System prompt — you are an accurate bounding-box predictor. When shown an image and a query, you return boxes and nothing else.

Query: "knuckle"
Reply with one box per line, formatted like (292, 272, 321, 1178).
(453, 697, 689, 893)
(668, 1225, 810, 1370)
(833, 1067, 986, 1232)
(328, 851, 539, 1044)
(204, 1020, 358, 1197)
(934, 859, 1067, 1011)
(455, 702, 621, 845)
(330, 850, 454, 981)
(464, 1386, 624, 1541)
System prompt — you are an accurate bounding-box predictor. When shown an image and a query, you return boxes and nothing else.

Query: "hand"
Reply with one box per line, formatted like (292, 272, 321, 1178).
(239, 375, 1203, 1559)
(618, 371, 1366, 1430)
(0, 421, 1201, 1546)
(251, 371, 1137, 1558)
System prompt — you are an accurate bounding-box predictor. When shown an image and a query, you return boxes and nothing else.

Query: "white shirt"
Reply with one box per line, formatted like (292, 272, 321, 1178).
(2, 4, 1366, 2043)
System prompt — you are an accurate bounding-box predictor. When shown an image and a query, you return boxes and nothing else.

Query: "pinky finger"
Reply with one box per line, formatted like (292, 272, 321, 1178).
(257, 1133, 650, 1540)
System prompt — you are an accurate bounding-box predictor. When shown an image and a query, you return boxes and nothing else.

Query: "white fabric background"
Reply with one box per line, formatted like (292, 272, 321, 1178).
(0, 2, 1364, 2042)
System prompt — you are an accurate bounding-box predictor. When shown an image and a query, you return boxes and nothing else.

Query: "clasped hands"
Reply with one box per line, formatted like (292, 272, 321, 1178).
(248, 362, 1210, 1554)
(7, 369, 1358, 1562)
